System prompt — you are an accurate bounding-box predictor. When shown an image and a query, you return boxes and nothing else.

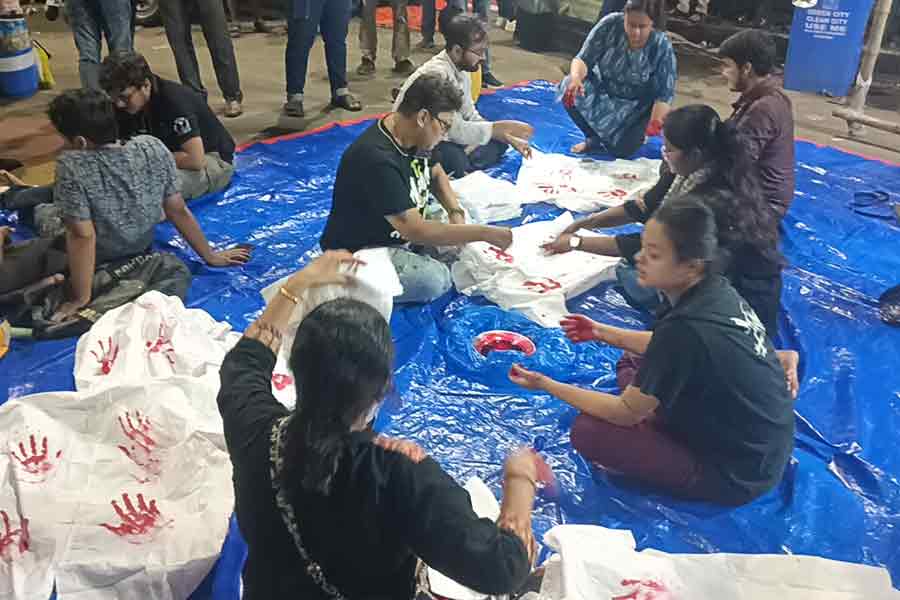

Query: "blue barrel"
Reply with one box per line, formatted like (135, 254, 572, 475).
(784, 0, 876, 97)
(0, 17, 39, 99)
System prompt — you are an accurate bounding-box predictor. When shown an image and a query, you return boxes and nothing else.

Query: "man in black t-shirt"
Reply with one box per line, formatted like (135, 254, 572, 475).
(320, 73, 513, 304)
(100, 51, 237, 201)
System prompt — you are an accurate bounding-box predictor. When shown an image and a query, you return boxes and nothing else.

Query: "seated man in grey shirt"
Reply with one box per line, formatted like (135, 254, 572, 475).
(392, 13, 533, 178)
(46, 89, 250, 321)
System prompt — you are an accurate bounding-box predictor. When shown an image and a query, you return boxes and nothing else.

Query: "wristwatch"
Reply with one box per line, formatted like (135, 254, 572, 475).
(569, 235, 582, 250)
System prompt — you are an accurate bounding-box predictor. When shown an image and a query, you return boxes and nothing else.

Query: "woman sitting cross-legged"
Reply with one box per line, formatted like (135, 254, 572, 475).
(218, 251, 541, 599)
(510, 200, 795, 507)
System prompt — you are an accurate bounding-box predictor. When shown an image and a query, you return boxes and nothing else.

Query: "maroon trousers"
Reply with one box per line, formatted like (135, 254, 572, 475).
(569, 353, 742, 505)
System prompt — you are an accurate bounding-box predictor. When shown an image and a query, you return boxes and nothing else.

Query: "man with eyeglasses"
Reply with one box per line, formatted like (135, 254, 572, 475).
(392, 13, 534, 179)
(320, 73, 513, 304)
(99, 50, 237, 201)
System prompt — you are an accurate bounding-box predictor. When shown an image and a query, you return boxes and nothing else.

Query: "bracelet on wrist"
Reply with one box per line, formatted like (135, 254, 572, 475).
(278, 286, 300, 305)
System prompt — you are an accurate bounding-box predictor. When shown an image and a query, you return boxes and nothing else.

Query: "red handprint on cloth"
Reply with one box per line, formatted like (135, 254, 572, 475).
(613, 172, 640, 181)
(90, 336, 119, 375)
(523, 278, 562, 294)
(484, 246, 514, 264)
(598, 188, 628, 200)
(271, 373, 294, 391)
(117, 411, 161, 483)
(146, 323, 176, 367)
(0, 511, 30, 561)
(99, 493, 172, 544)
(10, 434, 62, 483)
(612, 579, 673, 600)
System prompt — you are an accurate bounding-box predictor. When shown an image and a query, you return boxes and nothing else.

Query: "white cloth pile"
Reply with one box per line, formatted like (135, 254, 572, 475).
(0, 292, 238, 599)
(451, 213, 620, 327)
(528, 525, 900, 600)
(451, 171, 524, 224)
(515, 149, 662, 213)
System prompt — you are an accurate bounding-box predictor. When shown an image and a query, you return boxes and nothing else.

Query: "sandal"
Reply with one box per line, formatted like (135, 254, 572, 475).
(849, 190, 897, 220)
(330, 93, 363, 112)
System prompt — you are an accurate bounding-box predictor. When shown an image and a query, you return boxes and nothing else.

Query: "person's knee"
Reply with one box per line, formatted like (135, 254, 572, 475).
(397, 259, 451, 303)
(569, 413, 596, 456)
(433, 142, 470, 179)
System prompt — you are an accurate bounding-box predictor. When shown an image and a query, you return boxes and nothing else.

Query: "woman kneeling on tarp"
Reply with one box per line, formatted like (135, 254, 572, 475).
(509, 199, 795, 506)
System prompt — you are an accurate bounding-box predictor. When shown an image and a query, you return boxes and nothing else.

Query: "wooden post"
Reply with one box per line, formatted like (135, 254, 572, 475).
(841, 0, 895, 136)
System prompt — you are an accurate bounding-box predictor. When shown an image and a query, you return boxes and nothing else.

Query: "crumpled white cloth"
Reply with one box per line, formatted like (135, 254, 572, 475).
(0, 378, 233, 600)
(516, 149, 662, 213)
(451, 171, 524, 224)
(527, 525, 900, 600)
(260, 248, 403, 409)
(451, 213, 620, 327)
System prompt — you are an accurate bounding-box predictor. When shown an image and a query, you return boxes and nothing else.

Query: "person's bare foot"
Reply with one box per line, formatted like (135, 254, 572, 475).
(776, 350, 800, 399)
(571, 141, 589, 154)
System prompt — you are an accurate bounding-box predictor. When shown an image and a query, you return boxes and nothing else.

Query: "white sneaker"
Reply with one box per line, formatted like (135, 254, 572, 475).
(504, 19, 516, 32)
(495, 17, 507, 28)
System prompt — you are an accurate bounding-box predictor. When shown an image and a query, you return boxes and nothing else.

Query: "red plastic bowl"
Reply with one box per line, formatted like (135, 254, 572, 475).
(473, 330, 536, 357)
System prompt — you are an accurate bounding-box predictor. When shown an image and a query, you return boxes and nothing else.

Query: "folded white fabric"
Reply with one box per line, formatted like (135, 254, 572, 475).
(516, 149, 662, 213)
(451, 171, 524, 224)
(530, 525, 900, 600)
(452, 213, 620, 327)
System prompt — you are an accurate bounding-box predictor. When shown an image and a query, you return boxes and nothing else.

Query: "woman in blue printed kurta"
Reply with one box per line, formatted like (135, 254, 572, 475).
(560, 0, 676, 158)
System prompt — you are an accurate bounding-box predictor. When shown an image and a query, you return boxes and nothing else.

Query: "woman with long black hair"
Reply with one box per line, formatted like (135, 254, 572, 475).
(218, 251, 540, 599)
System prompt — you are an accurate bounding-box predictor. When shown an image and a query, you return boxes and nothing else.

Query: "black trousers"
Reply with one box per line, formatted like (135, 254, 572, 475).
(432, 140, 508, 179)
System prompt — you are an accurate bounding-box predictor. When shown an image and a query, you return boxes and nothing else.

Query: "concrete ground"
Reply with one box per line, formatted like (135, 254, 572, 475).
(2, 15, 900, 186)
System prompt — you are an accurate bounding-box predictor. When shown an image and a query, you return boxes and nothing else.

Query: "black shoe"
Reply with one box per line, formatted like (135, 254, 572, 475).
(482, 71, 503, 88)
(393, 59, 416, 76)
(415, 38, 435, 50)
(356, 58, 376, 76)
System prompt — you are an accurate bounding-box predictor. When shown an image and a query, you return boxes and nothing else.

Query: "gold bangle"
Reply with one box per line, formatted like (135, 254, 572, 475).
(278, 286, 300, 305)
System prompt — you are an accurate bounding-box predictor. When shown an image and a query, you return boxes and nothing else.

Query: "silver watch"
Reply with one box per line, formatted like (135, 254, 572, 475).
(569, 235, 582, 249)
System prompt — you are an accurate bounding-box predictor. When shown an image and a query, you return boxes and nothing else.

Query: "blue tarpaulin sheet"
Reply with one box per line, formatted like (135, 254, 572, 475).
(2, 81, 899, 597)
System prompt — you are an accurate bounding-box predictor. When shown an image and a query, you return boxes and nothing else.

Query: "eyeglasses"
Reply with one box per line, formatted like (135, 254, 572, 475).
(431, 112, 453, 135)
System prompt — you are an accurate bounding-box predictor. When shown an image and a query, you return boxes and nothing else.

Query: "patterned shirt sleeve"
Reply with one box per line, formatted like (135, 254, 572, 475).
(53, 155, 91, 222)
(576, 14, 616, 70)
(652, 34, 678, 104)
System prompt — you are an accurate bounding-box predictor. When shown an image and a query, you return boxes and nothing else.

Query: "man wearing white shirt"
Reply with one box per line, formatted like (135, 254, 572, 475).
(392, 14, 534, 178)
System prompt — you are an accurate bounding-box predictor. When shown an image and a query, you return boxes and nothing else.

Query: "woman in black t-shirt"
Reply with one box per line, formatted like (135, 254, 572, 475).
(543, 104, 784, 340)
(218, 251, 541, 599)
(511, 200, 795, 506)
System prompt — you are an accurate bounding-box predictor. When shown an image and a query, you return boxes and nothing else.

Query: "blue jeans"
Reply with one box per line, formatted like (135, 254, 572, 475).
(598, 0, 627, 21)
(286, 0, 351, 97)
(389, 248, 452, 304)
(66, 0, 133, 89)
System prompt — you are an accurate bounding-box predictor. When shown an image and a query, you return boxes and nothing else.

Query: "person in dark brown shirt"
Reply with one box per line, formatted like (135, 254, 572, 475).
(719, 29, 796, 218)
